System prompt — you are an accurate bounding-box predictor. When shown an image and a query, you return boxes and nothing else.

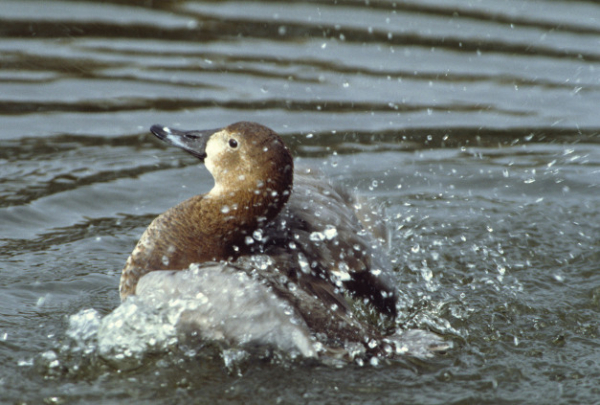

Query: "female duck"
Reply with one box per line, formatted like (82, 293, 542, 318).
(120, 122, 399, 357)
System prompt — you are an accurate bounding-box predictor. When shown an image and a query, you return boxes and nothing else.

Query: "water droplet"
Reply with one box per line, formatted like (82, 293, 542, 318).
(331, 262, 351, 284)
(309, 231, 325, 242)
(18, 358, 34, 367)
(421, 267, 433, 282)
(297, 253, 311, 274)
(245, 236, 254, 245)
(324, 225, 338, 240)
(252, 255, 273, 270)
(221, 205, 230, 214)
(37, 295, 46, 307)
(161, 255, 170, 266)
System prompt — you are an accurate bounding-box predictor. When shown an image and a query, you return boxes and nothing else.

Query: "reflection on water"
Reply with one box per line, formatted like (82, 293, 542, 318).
(1, 0, 600, 404)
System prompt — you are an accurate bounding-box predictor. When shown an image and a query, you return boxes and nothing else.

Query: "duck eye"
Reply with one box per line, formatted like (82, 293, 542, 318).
(228, 139, 238, 148)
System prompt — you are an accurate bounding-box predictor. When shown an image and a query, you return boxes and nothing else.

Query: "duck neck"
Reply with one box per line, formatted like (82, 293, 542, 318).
(204, 177, 292, 250)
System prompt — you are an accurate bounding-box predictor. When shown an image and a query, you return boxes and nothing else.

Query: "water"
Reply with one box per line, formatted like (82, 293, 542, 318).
(1, 0, 600, 403)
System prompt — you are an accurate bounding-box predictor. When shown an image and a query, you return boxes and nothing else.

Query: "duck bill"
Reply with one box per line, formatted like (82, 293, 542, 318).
(150, 125, 216, 162)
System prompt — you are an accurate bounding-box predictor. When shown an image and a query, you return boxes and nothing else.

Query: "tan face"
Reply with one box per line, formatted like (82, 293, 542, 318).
(204, 129, 255, 195)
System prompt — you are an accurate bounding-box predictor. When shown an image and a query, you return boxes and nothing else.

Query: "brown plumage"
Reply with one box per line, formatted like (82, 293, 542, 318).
(120, 121, 398, 350)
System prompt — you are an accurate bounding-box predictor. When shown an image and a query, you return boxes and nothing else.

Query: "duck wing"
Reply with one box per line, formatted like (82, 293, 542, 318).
(261, 171, 398, 318)
(234, 252, 376, 346)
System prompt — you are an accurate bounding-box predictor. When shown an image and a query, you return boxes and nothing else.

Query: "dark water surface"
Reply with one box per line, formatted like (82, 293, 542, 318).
(2, 0, 600, 403)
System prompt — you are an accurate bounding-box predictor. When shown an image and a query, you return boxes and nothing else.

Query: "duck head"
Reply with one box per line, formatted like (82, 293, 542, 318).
(150, 122, 294, 228)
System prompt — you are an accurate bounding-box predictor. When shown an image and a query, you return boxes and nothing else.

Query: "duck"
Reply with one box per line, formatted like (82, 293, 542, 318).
(119, 121, 401, 358)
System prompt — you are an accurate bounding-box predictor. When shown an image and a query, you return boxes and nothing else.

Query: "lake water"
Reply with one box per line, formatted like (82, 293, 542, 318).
(1, 0, 600, 403)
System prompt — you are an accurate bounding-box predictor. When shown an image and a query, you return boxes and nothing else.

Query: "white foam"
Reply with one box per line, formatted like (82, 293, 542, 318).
(67, 263, 317, 365)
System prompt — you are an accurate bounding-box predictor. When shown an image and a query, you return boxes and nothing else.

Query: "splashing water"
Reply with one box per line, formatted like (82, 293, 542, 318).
(64, 258, 452, 369)
(66, 263, 321, 369)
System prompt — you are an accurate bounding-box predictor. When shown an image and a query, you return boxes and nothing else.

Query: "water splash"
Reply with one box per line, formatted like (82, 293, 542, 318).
(65, 263, 322, 369)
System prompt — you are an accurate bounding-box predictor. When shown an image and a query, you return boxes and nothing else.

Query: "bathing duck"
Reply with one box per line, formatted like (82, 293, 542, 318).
(120, 122, 399, 355)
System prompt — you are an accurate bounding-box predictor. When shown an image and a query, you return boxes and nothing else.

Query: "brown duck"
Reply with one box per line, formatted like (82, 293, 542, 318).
(120, 122, 399, 356)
